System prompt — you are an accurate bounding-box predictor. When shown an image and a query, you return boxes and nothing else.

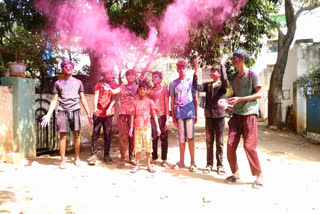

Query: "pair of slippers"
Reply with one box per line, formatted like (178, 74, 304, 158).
(59, 160, 81, 169)
(203, 166, 225, 175)
(225, 175, 263, 189)
(130, 167, 156, 173)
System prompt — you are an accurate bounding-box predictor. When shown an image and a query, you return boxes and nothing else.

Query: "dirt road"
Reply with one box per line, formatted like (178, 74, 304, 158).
(1, 115, 320, 214)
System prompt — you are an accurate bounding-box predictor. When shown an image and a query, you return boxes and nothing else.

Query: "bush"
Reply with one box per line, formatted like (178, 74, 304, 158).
(297, 62, 320, 95)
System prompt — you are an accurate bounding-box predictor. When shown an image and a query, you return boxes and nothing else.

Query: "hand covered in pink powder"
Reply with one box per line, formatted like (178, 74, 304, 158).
(157, 127, 161, 136)
(88, 115, 93, 126)
(217, 98, 229, 108)
(41, 114, 51, 127)
(129, 128, 133, 137)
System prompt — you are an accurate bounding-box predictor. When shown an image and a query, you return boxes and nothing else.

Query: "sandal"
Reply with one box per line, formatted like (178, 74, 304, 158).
(252, 179, 263, 189)
(161, 161, 168, 168)
(217, 166, 225, 175)
(118, 162, 125, 169)
(130, 168, 140, 173)
(225, 175, 240, 184)
(74, 159, 82, 167)
(88, 155, 97, 166)
(130, 159, 137, 166)
(172, 162, 185, 170)
(189, 164, 197, 172)
(147, 167, 156, 173)
(59, 161, 66, 169)
(203, 166, 212, 174)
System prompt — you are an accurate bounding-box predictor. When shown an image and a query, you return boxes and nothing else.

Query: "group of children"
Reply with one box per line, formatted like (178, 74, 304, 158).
(42, 49, 263, 188)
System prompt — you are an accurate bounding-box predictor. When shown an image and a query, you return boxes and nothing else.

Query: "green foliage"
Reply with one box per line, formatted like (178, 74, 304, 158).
(108, 0, 173, 38)
(0, 0, 59, 83)
(297, 62, 320, 95)
(181, 0, 280, 70)
(3, 26, 34, 62)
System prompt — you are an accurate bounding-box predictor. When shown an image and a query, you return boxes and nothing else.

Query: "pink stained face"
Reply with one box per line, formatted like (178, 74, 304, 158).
(126, 73, 136, 84)
(62, 64, 74, 75)
(232, 55, 244, 67)
(103, 71, 113, 82)
(138, 87, 147, 97)
(177, 66, 186, 76)
(152, 74, 162, 85)
(210, 69, 221, 82)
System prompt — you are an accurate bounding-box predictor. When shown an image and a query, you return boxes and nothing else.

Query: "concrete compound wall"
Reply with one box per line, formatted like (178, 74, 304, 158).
(0, 86, 14, 162)
(295, 40, 320, 133)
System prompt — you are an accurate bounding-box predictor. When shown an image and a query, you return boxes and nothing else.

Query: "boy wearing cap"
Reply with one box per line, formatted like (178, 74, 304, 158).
(169, 59, 198, 172)
(225, 49, 263, 188)
(41, 60, 92, 169)
(193, 57, 228, 175)
(88, 70, 118, 166)
(129, 81, 161, 173)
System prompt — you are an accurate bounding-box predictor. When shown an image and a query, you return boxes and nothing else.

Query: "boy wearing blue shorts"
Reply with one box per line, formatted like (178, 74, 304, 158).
(170, 60, 198, 172)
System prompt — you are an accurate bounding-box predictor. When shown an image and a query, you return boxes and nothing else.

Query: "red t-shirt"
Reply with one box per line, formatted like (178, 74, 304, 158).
(134, 98, 156, 129)
(93, 81, 118, 117)
(150, 87, 169, 116)
(119, 84, 138, 115)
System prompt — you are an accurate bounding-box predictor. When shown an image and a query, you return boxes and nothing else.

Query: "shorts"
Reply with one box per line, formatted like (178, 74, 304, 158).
(134, 128, 152, 153)
(56, 109, 82, 133)
(177, 118, 194, 143)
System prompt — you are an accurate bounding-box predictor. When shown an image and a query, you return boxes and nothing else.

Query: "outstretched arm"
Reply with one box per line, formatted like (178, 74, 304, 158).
(192, 58, 206, 91)
(41, 94, 58, 127)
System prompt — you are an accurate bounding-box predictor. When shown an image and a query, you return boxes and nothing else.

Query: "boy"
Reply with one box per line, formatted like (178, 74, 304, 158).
(107, 69, 138, 168)
(149, 71, 170, 167)
(193, 57, 228, 175)
(225, 49, 263, 189)
(169, 59, 198, 172)
(88, 70, 118, 166)
(129, 81, 161, 173)
(41, 60, 92, 169)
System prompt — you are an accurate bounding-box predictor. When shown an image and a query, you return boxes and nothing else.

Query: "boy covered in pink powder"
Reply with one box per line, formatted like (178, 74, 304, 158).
(129, 81, 161, 173)
(41, 60, 92, 169)
(149, 71, 170, 167)
(107, 69, 138, 168)
(88, 69, 118, 166)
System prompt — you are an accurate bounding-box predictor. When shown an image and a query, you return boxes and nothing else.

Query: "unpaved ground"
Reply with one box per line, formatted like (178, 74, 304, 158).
(1, 114, 320, 214)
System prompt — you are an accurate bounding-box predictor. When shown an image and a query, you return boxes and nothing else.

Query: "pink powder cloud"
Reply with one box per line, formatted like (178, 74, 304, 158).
(36, 0, 248, 74)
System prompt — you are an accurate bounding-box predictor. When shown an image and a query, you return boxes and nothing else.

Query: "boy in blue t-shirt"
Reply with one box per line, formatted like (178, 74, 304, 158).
(169, 59, 198, 172)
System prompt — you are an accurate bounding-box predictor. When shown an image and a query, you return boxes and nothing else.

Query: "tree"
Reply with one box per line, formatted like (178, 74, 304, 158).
(0, 0, 58, 83)
(182, 0, 280, 68)
(263, 0, 320, 127)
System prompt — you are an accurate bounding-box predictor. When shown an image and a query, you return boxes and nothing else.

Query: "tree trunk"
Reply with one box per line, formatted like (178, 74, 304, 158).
(88, 50, 102, 94)
(268, 34, 290, 127)
(268, 0, 296, 127)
